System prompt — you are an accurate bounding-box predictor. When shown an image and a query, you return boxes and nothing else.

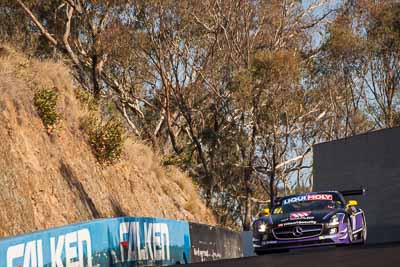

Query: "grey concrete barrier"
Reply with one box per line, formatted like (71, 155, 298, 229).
(189, 223, 243, 262)
(314, 127, 400, 244)
(240, 231, 255, 257)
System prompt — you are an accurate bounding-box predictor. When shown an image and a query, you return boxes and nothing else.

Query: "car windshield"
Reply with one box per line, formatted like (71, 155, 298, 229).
(275, 193, 344, 213)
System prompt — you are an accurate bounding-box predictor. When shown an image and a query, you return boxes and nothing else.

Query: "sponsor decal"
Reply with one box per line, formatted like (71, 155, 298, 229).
(4, 222, 172, 267)
(6, 229, 92, 267)
(193, 248, 221, 262)
(293, 216, 314, 221)
(283, 194, 333, 205)
(283, 221, 317, 226)
(119, 222, 170, 262)
(290, 211, 312, 220)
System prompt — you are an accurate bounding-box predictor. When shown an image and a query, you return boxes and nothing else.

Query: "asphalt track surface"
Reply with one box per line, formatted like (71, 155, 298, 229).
(175, 243, 400, 267)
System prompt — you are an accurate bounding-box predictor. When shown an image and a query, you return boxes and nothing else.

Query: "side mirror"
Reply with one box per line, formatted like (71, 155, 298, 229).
(346, 200, 358, 208)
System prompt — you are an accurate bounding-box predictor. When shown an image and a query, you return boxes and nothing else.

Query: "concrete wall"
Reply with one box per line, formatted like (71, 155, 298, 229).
(313, 127, 400, 244)
(189, 223, 243, 262)
(0, 217, 191, 266)
(240, 231, 255, 257)
(0, 217, 245, 266)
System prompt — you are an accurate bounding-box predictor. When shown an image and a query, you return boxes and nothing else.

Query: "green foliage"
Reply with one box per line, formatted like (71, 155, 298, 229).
(75, 89, 98, 112)
(252, 50, 300, 84)
(33, 87, 59, 133)
(0, 0, 63, 56)
(82, 115, 126, 165)
(104, 100, 118, 116)
(76, 89, 125, 165)
(200, 128, 219, 145)
(367, 3, 400, 51)
(393, 112, 400, 127)
(162, 146, 194, 167)
(324, 19, 366, 64)
(13, 0, 400, 229)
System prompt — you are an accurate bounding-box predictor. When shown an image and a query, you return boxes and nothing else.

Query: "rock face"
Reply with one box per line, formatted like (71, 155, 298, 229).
(0, 46, 215, 238)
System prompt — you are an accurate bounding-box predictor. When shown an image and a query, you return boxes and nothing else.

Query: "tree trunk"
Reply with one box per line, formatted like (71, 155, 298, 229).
(243, 182, 253, 231)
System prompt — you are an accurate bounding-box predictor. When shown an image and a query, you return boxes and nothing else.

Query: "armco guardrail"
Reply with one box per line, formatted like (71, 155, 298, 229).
(0, 217, 191, 266)
(0, 217, 243, 266)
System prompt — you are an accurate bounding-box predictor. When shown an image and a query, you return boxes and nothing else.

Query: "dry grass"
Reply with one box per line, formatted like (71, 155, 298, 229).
(0, 44, 215, 238)
(184, 195, 200, 214)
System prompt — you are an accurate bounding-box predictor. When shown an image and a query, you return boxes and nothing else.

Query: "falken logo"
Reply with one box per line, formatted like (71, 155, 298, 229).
(4, 222, 171, 267)
(119, 222, 170, 262)
(6, 228, 92, 267)
(290, 211, 312, 220)
(283, 194, 333, 205)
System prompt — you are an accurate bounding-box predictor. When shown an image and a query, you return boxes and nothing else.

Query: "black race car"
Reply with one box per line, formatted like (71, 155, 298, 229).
(252, 190, 367, 254)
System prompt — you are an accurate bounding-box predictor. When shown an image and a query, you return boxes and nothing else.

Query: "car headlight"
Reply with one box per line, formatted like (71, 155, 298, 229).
(329, 228, 338, 235)
(328, 215, 339, 227)
(258, 222, 268, 233)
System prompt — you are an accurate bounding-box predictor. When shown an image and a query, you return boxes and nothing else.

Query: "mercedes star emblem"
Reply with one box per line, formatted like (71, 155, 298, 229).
(293, 226, 303, 237)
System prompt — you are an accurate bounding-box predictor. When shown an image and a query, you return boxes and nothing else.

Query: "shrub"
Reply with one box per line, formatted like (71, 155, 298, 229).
(75, 89, 98, 112)
(162, 146, 194, 166)
(33, 87, 59, 133)
(82, 115, 126, 165)
(394, 112, 400, 127)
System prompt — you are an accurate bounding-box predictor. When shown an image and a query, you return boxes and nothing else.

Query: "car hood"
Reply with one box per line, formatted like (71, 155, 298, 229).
(267, 209, 344, 225)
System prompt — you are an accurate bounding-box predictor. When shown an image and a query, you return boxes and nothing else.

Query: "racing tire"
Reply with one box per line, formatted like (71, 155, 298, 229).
(338, 215, 353, 245)
(347, 215, 354, 244)
(352, 214, 367, 245)
(335, 216, 353, 247)
(360, 214, 367, 244)
(336, 216, 353, 247)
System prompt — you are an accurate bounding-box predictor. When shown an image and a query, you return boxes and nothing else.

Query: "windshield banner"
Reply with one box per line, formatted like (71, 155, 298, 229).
(283, 194, 333, 205)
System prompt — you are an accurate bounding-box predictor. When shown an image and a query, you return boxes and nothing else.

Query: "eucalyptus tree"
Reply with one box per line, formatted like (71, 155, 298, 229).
(14, 0, 346, 230)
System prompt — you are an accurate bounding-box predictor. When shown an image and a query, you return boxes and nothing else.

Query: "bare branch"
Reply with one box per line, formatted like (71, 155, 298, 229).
(64, 0, 83, 14)
(63, 6, 80, 66)
(16, 0, 58, 46)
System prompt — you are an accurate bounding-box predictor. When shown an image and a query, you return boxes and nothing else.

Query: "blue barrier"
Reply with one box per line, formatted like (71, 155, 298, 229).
(0, 217, 191, 267)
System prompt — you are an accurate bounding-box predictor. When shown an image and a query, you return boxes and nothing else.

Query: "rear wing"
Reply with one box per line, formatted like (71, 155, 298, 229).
(339, 188, 367, 196)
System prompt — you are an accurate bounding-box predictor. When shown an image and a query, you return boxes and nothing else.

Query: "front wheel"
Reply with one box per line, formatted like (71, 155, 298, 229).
(360, 215, 367, 244)
(336, 216, 353, 247)
(346, 215, 354, 244)
(352, 214, 367, 245)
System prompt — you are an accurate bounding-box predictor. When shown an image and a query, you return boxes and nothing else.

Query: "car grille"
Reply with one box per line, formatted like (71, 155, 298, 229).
(272, 224, 323, 240)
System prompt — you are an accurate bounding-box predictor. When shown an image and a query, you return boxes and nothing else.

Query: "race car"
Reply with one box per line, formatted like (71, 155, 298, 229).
(252, 190, 367, 254)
